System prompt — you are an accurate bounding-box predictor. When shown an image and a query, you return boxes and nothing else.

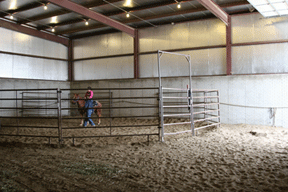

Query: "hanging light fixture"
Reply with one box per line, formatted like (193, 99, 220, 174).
(51, 28, 55, 32)
(85, 20, 89, 25)
(10, 15, 14, 19)
(126, 12, 130, 18)
(44, 4, 48, 10)
(177, 2, 181, 9)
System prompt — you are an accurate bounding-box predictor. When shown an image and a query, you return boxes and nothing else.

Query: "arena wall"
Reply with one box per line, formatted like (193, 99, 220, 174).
(0, 28, 68, 81)
(72, 13, 288, 128)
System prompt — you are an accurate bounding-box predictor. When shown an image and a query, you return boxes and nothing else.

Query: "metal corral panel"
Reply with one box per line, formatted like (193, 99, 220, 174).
(139, 19, 226, 52)
(232, 43, 288, 74)
(139, 48, 226, 78)
(73, 32, 133, 59)
(232, 13, 288, 44)
(0, 28, 67, 59)
(74, 56, 134, 80)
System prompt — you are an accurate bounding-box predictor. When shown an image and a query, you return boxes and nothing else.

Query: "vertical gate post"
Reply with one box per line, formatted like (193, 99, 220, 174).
(159, 86, 164, 142)
(16, 90, 19, 135)
(57, 88, 63, 145)
(158, 50, 164, 142)
(217, 90, 221, 127)
(187, 55, 195, 136)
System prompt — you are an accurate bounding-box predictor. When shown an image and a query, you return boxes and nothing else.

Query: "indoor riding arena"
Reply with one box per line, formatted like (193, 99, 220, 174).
(0, 0, 288, 191)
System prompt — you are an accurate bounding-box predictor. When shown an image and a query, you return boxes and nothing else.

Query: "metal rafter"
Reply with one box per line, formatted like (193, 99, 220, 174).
(18, 0, 123, 24)
(37, 0, 186, 31)
(47, 0, 135, 37)
(196, 0, 229, 25)
(56, 1, 248, 36)
(0, 19, 69, 46)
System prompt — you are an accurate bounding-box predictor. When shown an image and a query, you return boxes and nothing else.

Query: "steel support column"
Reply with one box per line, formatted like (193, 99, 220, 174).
(47, 0, 135, 37)
(196, 0, 229, 25)
(226, 15, 232, 75)
(134, 30, 139, 79)
(68, 39, 74, 81)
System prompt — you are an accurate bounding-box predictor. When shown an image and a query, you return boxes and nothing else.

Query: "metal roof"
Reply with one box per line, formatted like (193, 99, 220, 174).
(0, 0, 254, 40)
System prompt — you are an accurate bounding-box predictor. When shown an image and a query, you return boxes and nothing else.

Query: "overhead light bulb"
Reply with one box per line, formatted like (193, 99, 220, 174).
(177, 3, 181, 9)
(10, 15, 14, 19)
(44, 5, 48, 10)
(126, 13, 130, 18)
(51, 28, 55, 32)
(85, 21, 89, 25)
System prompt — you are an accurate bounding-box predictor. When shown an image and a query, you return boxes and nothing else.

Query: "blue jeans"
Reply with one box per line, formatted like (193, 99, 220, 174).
(83, 99, 95, 127)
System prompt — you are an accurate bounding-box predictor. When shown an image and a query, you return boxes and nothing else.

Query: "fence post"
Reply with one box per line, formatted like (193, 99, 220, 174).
(217, 90, 221, 127)
(57, 88, 63, 145)
(109, 90, 112, 135)
(159, 86, 164, 142)
(16, 90, 19, 135)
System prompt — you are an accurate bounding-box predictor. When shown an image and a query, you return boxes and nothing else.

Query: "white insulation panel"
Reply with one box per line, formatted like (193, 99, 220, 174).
(0, 28, 67, 59)
(232, 13, 288, 44)
(140, 19, 226, 52)
(73, 32, 133, 59)
(74, 56, 134, 80)
(139, 48, 226, 78)
(0, 54, 68, 80)
(232, 43, 288, 74)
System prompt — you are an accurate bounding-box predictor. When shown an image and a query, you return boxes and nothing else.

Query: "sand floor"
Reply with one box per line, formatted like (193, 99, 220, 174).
(0, 118, 288, 192)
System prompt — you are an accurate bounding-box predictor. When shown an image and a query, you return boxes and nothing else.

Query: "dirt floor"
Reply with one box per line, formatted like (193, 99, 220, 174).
(0, 118, 288, 192)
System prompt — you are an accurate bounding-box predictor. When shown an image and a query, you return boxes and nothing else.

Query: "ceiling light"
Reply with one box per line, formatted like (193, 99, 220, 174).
(126, 12, 130, 18)
(51, 16, 58, 24)
(247, 0, 288, 17)
(51, 28, 55, 32)
(9, 0, 17, 10)
(44, 5, 48, 10)
(10, 15, 14, 19)
(177, 3, 181, 9)
(85, 21, 89, 25)
(124, 0, 132, 7)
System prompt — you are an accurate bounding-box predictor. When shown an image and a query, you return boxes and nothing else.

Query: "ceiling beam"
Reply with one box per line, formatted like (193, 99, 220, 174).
(18, 0, 123, 24)
(195, 0, 229, 25)
(58, 1, 247, 35)
(37, 0, 179, 30)
(0, 19, 69, 46)
(47, 0, 135, 37)
(37, 0, 182, 31)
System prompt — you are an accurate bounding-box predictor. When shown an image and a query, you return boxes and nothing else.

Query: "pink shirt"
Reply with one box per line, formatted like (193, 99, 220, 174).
(85, 90, 93, 99)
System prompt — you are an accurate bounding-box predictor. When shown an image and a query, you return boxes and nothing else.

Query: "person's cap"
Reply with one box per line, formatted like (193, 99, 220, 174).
(87, 86, 92, 90)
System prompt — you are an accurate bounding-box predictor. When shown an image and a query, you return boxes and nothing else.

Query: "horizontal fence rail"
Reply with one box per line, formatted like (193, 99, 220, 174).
(0, 85, 220, 144)
(160, 86, 220, 140)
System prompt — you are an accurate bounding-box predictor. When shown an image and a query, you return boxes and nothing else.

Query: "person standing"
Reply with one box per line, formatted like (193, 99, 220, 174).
(83, 86, 96, 127)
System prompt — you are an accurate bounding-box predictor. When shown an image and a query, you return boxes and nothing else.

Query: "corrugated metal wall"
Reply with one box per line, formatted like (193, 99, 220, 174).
(232, 14, 288, 74)
(0, 28, 68, 80)
(73, 32, 134, 80)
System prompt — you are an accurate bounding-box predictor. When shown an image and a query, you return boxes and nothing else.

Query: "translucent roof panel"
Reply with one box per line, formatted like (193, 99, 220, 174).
(247, 0, 288, 17)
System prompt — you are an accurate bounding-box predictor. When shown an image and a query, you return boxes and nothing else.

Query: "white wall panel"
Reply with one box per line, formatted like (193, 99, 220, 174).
(0, 28, 67, 59)
(139, 48, 226, 78)
(43, 40, 67, 59)
(5, 56, 68, 80)
(232, 13, 288, 44)
(232, 43, 288, 74)
(74, 56, 133, 80)
(0, 54, 13, 78)
(0, 28, 13, 52)
(73, 32, 133, 59)
(140, 19, 226, 53)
